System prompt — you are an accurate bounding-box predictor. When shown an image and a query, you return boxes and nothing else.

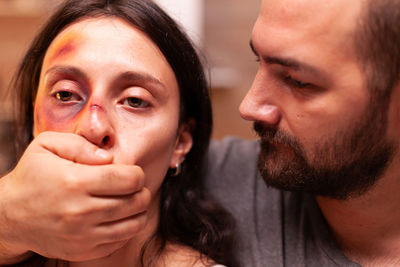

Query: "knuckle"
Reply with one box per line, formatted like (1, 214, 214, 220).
(128, 188, 151, 214)
(129, 166, 145, 189)
(60, 205, 88, 229)
(108, 216, 147, 242)
(132, 165, 145, 180)
(126, 176, 140, 192)
(109, 229, 129, 242)
(36, 131, 51, 141)
(61, 213, 81, 228)
(128, 214, 147, 234)
(118, 220, 143, 239)
(62, 169, 85, 192)
(32, 132, 49, 147)
(93, 241, 127, 259)
(140, 188, 151, 207)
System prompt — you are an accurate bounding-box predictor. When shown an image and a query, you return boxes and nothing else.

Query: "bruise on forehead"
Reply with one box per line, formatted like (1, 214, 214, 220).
(46, 31, 83, 66)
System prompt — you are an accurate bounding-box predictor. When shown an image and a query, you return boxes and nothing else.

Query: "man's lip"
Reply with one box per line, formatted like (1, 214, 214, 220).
(261, 138, 278, 145)
(261, 138, 289, 150)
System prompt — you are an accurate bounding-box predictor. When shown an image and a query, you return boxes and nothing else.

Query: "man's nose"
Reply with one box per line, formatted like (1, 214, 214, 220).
(239, 74, 281, 127)
(75, 103, 115, 149)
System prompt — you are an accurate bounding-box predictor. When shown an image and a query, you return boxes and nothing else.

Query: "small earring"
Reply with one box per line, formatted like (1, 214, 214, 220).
(171, 163, 181, 177)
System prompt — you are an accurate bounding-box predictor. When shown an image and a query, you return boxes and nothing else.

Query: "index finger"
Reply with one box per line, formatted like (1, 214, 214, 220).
(34, 132, 113, 165)
(77, 164, 145, 196)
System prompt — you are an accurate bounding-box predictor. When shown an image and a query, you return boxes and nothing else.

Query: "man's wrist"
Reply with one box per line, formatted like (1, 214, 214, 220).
(0, 247, 32, 265)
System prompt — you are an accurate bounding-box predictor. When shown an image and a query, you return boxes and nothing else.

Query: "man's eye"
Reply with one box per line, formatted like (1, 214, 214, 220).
(54, 91, 80, 102)
(284, 75, 311, 89)
(124, 97, 150, 108)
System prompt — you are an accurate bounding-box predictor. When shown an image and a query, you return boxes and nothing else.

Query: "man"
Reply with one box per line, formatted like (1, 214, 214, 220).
(206, 0, 400, 266)
(1, 0, 400, 266)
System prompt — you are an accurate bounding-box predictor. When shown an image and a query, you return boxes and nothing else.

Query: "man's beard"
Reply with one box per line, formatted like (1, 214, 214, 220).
(255, 101, 396, 200)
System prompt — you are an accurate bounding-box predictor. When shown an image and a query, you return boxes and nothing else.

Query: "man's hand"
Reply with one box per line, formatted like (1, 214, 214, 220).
(0, 132, 151, 263)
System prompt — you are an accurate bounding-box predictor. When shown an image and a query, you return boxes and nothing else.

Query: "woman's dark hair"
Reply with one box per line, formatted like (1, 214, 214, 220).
(11, 0, 237, 266)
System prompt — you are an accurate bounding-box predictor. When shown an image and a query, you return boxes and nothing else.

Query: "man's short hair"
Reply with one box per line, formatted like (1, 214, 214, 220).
(356, 0, 400, 100)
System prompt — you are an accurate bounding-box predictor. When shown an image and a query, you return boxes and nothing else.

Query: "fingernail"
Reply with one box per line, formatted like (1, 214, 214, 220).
(95, 148, 110, 159)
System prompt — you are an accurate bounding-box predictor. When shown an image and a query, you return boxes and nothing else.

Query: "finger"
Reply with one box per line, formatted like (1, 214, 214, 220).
(89, 240, 129, 260)
(61, 240, 129, 262)
(91, 187, 151, 223)
(34, 131, 112, 165)
(81, 164, 145, 196)
(93, 211, 148, 244)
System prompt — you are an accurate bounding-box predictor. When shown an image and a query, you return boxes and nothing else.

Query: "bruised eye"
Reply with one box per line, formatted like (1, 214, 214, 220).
(54, 91, 82, 102)
(124, 97, 150, 108)
(55, 91, 72, 101)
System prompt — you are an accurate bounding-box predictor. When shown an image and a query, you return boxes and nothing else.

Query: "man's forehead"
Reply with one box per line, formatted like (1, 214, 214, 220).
(259, 0, 364, 27)
(254, 0, 364, 57)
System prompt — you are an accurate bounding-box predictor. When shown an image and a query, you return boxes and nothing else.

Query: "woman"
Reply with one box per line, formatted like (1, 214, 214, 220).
(0, 0, 237, 266)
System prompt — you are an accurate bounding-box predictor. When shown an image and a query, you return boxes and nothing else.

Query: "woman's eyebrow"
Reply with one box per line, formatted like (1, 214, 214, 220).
(115, 71, 167, 97)
(117, 71, 165, 88)
(44, 66, 168, 97)
(45, 66, 164, 87)
(45, 65, 87, 79)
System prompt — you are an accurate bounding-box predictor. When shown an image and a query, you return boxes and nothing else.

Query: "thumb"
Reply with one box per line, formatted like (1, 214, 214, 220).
(32, 131, 113, 165)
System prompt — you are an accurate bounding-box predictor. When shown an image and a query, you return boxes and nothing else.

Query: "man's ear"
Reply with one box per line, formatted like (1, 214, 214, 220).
(169, 120, 195, 168)
(390, 82, 400, 131)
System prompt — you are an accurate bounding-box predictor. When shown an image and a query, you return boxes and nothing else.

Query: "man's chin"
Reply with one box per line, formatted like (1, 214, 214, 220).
(258, 157, 310, 192)
(257, 153, 386, 200)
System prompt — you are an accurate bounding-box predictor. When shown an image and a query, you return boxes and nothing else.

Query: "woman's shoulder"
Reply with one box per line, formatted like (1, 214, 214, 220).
(161, 243, 223, 267)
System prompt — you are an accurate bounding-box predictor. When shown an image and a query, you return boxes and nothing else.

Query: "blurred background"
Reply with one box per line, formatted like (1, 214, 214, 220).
(0, 0, 260, 175)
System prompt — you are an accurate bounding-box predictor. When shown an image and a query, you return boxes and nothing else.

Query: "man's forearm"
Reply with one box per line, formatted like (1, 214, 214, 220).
(0, 174, 31, 265)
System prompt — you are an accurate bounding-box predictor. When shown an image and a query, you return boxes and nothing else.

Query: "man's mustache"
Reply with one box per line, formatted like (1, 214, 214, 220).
(253, 122, 296, 145)
(253, 122, 306, 156)
(253, 122, 277, 140)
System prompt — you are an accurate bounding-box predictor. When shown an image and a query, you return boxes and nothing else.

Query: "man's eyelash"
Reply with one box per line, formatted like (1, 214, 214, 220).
(284, 75, 311, 88)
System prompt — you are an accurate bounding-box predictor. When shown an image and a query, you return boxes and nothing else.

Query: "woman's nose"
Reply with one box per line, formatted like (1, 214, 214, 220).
(75, 103, 115, 149)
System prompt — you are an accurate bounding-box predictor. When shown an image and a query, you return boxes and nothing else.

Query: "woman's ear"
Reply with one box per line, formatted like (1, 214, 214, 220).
(169, 120, 195, 168)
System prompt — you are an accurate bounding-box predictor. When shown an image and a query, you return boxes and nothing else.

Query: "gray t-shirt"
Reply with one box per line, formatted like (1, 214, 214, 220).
(205, 137, 360, 267)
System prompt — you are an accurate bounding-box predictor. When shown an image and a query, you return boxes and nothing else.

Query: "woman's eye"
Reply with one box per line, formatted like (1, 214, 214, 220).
(124, 97, 150, 108)
(54, 91, 81, 102)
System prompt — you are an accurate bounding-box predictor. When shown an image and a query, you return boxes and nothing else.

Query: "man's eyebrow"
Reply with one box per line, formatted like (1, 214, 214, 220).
(249, 39, 327, 78)
(264, 56, 303, 71)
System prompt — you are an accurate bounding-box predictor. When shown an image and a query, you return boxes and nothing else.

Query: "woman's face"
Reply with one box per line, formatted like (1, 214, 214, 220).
(33, 17, 192, 199)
